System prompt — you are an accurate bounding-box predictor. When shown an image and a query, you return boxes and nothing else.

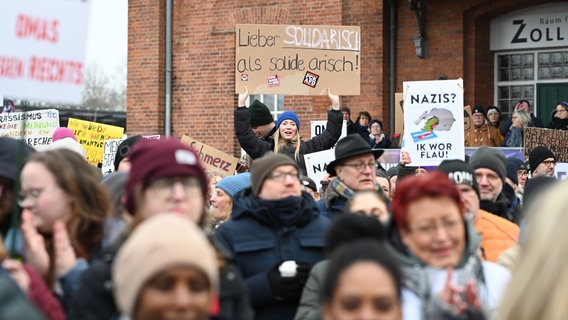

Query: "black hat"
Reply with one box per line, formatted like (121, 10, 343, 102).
(436, 159, 480, 198)
(327, 134, 383, 176)
(528, 146, 555, 173)
(114, 135, 143, 171)
(506, 157, 526, 185)
(300, 175, 317, 192)
(0, 137, 35, 181)
(472, 105, 485, 117)
(249, 100, 274, 127)
(386, 166, 398, 179)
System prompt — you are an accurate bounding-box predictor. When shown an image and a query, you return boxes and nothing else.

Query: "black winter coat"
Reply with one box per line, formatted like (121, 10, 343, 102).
(235, 107, 343, 175)
(68, 234, 254, 320)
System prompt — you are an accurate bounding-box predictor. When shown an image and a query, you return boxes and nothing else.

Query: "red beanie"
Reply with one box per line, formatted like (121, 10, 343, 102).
(125, 138, 208, 214)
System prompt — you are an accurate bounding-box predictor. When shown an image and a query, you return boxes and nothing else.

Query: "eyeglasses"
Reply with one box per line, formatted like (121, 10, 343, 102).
(370, 125, 381, 129)
(341, 161, 376, 172)
(146, 177, 202, 195)
(517, 170, 527, 177)
(408, 218, 462, 238)
(556, 109, 567, 113)
(542, 160, 556, 167)
(267, 170, 300, 182)
(18, 186, 59, 207)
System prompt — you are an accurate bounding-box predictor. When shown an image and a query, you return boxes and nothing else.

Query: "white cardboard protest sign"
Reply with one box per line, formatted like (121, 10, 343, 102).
(402, 79, 465, 166)
(0, 1, 91, 104)
(0, 109, 59, 149)
(304, 148, 335, 192)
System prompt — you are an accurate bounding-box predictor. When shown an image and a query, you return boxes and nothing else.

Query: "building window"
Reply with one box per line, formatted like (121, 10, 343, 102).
(248, 94, 285, 120)
(538, 51, 568, 80)
(495, 49, 568, 118)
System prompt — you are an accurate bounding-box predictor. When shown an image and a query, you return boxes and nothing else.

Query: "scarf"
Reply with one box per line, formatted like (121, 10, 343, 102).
(324, 178, 356, 208)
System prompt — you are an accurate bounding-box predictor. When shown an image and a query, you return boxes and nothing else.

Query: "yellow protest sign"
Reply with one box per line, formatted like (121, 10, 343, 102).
(180, 135, 238, 176)
(235, 24, 361, 95)
(67, 118, 124, 166)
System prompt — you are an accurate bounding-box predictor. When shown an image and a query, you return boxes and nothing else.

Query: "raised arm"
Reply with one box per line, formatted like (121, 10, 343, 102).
(234, 87, 272, 159)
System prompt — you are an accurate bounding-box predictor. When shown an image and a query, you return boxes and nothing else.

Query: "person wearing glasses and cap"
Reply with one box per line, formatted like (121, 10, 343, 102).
(316, 134, 385, 219)
(215, 152, 329, 320)
(528, 146, 556, 178)
(464, 106, 501, 147)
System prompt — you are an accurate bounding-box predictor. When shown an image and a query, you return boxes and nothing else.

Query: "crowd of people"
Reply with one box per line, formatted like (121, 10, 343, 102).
(0, 94, 566, 320)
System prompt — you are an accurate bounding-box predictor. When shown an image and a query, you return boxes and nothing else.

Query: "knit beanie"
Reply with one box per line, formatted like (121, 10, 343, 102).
(386, 166, 398, 179)
(125, 138, 208, 214)
(528, 146, 555, 173)
(249, 100, 274, 127)
(369, 119, 383, 130)
(486, 106, 501, 116)
(0, 137, 35, 181)
(468, 146, 507, 181)
(48, 137, 86, 159)
(436, 159, 480, 198)
(216, 172, 251, 201)
(51, 127, 77, 142)
(114, 135, 143, 171)
(276, 110, 300, 131)
(250, 152, 298, 196)
(506, 157, 526, 185)
(112, 214, 218, 317)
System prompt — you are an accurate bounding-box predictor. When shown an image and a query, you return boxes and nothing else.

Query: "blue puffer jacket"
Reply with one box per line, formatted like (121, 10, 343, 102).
(215, 188, 329, 320)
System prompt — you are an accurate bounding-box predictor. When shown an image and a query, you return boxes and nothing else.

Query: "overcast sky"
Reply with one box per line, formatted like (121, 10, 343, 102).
(85, 0, 127, 76)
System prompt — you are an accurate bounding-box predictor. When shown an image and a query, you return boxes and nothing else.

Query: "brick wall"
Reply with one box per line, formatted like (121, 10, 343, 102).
(127, 0, 562, 157)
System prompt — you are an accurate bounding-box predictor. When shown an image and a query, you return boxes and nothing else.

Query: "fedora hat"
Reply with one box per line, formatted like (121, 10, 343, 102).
(327, 134, 384, 176)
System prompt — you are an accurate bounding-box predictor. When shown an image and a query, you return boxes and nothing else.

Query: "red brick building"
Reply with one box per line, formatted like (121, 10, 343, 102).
(127, 0, 568, 157)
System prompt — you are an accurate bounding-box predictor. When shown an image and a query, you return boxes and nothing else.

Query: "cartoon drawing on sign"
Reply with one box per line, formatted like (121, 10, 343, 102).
(411, 107, 455, 142)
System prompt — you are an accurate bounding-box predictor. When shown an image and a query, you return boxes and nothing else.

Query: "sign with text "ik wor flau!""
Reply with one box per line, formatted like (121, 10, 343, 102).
(236, 24, 361, 96)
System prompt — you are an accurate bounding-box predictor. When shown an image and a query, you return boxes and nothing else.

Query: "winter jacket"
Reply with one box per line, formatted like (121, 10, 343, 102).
(0, 271, 45, 320)
(68, 233, 253, 320)
(22, 264, 66, 320)
(386, 217, 510, 319)
(215, 189, 329, 320)
(547, 117, 568, 130)
(502, 127, 524, 147)
(315, 178, 353, 219)
(475, 210, 519, 263)
(465, 124, 501, 147)
(366, 133, 391, 149)
(234, 107, 343, 176)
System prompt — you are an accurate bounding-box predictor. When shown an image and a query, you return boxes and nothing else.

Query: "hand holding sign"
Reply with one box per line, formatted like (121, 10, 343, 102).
(239, 86, 249, 107)
(327, 88, 339, 110)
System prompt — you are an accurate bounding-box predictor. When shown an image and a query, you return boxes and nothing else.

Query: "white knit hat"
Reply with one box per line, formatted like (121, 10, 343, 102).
(112, 214, 218, 317)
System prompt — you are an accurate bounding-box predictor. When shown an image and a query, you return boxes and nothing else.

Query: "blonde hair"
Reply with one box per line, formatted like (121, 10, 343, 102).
(273, 130, 301, 160)
(498, 179, 568, 319)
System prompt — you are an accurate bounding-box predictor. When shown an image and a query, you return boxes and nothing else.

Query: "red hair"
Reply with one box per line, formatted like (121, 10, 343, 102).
(392, 172, 464, 232)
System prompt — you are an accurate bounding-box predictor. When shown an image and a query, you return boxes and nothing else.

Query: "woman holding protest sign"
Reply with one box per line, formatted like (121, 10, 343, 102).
(234, 87, 343, 175)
